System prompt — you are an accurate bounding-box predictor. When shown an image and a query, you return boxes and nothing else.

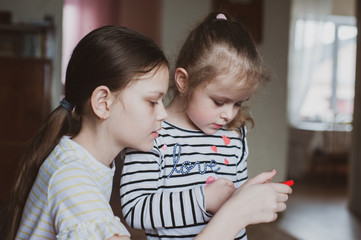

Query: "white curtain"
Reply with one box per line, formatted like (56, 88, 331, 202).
(287, 0, 333, 126)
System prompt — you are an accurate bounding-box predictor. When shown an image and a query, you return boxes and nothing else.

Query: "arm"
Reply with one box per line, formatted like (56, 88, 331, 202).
(196, 170, 292, 240)
(120, 148, 209, 230)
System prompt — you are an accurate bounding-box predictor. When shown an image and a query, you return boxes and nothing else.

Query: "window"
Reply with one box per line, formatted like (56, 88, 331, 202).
(288, 15, 357, 130)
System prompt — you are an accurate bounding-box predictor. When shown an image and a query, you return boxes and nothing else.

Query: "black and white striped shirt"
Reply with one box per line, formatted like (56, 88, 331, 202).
(120, 121, 249, 239)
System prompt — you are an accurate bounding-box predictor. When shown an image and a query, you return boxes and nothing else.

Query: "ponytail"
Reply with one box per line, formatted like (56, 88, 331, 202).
(4, 106, 81, 240)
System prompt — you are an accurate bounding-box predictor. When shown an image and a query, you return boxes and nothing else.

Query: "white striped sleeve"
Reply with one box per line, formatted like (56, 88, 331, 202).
(48, 164, 130, 239)
(235, 127, 249, 188)
(120, 149, 210, 230)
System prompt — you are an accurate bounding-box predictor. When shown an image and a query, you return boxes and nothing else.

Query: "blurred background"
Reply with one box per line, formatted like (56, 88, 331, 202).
(0, 0, 361, 239)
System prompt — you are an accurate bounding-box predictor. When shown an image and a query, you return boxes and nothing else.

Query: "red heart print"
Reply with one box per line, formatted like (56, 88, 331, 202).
(211, 145, 217, 153)
(222, 135, 230, 145)
(224, 158, 229, 165)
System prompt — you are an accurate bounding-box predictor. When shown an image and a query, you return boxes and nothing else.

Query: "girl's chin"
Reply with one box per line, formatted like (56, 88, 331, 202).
(135, 141, 154, 152)
(201, 128, 218, 135)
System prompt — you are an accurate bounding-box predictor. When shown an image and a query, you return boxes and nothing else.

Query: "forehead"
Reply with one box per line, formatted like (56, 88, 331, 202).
(125, 65, 169, 94)
(209, 70, 257, 90)
(201, 73, 258, 101)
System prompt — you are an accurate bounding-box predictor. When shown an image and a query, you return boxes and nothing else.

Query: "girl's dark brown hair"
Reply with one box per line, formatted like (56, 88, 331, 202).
(4, 25, 168, 240)
(171, 12, 268, 130)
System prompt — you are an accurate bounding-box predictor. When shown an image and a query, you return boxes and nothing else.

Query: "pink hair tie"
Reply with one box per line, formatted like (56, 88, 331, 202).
(216, 13, 227, 20)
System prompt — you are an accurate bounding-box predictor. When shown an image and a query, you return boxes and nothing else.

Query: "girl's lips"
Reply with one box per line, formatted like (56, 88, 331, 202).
(213, 123, 223, 129)
(151, 131, 159, 138)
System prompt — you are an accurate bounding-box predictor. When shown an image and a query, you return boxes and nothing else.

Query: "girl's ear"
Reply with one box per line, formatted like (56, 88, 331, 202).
(90, 86, 114, 121)
(174, 67, 189, 94)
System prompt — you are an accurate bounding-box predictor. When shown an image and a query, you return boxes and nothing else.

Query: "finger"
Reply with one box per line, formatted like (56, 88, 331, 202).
(268, 212, 278, 223)
(277, 193, 289, 202)
(276, 202, 287, 213)
(246, 169, 277, 186)
(262, 212, 279, 223)
(269, 182, 293, 194)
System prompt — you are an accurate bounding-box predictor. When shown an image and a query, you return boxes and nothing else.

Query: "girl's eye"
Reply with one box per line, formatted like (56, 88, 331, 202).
(235, 102, 243, 107)
(150, 100, 158, 106)
(213, 99, 224, 106)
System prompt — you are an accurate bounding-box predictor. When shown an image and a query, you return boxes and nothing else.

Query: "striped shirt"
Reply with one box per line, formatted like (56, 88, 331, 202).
(16, 136, 130, 240)
(120, 121, 248, 240)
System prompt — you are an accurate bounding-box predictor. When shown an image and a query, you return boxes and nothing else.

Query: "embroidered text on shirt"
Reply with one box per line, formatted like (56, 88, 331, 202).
(167, 143, 221, 178)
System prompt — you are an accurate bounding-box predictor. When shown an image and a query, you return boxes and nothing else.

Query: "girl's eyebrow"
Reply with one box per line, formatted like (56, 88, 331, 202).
(240, 97, 250, 102)
(213, 95, 250, 102)
(148, 91, 166, 97)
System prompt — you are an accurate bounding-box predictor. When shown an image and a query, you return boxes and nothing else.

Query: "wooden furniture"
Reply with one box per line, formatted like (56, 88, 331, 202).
(0, 57, 52, 202)
(0, 23, 52, 58)
(0, 23, 53, 203)
(310, 129, 351, 179)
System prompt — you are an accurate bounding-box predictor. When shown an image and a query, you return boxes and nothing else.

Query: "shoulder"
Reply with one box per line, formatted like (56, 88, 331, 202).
(41, 141, 89, 179)
(42, 138, 97, 189)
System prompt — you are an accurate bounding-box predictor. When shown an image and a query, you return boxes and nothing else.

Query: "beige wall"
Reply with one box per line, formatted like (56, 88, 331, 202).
(332, 0, 356, 16)
(161, 0, 212, 64)
(248, 0, 290, 181)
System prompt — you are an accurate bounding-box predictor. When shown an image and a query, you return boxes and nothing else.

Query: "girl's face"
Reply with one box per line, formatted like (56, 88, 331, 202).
(186, 76, 255, 135)
(111, 65, 169, 151)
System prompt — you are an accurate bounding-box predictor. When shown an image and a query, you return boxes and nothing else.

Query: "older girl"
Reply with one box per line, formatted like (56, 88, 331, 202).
(6, 25, 169, 240)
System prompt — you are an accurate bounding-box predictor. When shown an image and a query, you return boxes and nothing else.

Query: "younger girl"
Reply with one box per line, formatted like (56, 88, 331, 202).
(120, 12, 292, 240)
(5, 25, 169, 240)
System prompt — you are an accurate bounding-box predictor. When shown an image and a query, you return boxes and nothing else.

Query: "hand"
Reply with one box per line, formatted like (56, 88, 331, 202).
(196, 170, 292, 240)
(228, 169, 292, 225)
(204, 177, 235, 214)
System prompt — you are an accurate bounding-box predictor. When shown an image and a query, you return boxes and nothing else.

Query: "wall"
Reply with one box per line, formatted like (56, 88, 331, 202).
(0, 0, 64, 108)
(161, 0, 290, 181)
(161, 0, 212, 65)
(247, 0, 290, 180)
(332, 0, 355, 16)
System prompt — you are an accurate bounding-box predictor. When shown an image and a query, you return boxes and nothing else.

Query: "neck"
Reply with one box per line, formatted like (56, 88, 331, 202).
(166, 96, 196, 130)
(72, 121, 123, 168)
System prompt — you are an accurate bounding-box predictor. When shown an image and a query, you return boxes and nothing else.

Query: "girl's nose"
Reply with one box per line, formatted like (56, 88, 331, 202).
(220, 105, 235, 121)
(157, 102, 168, 121)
